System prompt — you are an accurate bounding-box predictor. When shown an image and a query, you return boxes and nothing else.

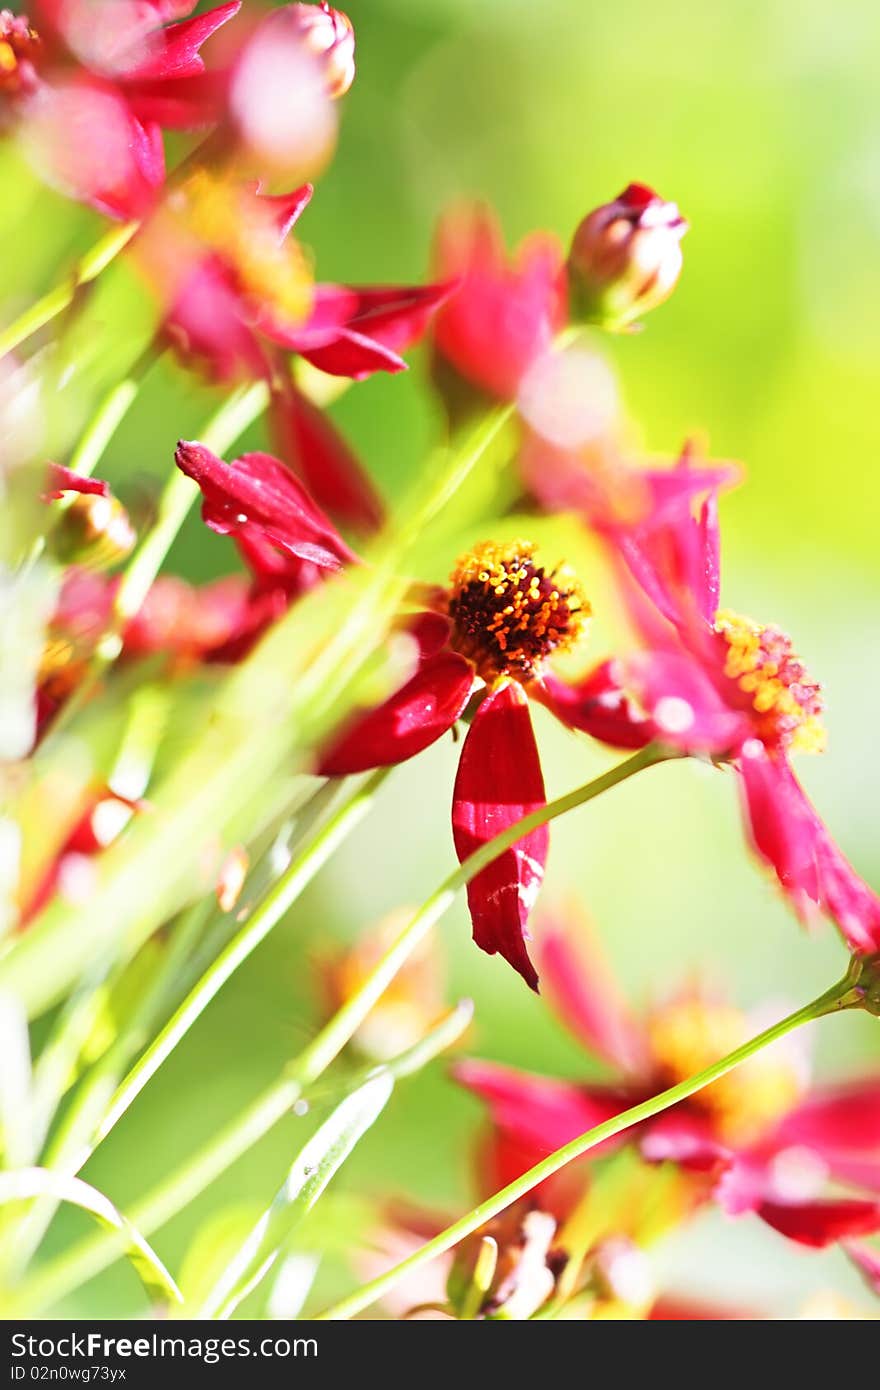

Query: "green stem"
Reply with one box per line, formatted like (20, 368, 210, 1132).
(66, 346, 159, 482)
(294, 744, 668, 1083)
(0, 221, 139, 361)
(94, 770, 388, 1148)
(11, 747, 666, 1312)
(316, 975, 858, 1320)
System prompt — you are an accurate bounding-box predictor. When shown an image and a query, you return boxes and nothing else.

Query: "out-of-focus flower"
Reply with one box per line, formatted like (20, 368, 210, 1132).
(431, 202, 567, 407)
(555, 446, 880, 956)
(456, 909, 880, 1253)
(319, 908, 445, 1061)
(567, 183, 687, 330)
(284, 3, 355, 98)
(9, 2, 239, 218)
(446, 1209, 559, 1320)
(216, 844, 248, 914)
(49, 491, 135, 570)
(143, 176, 450, 527)
(19, 786, 145, 925)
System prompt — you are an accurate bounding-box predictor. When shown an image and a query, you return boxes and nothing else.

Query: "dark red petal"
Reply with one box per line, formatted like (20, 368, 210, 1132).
(343, 280, 457, 354)
(174, 441, 356, 572)
(451, 684, 548, 991)
(123, 2, 240, 81)
(535, 663, 654, 749)
(757, 1199, 880, 1248)
(739, 745, 880, 952)
(44, 464, 109, 500)
(319, 651, 474, 776)
(537, 907, 649, 1071)
(269, 382, 384, 532)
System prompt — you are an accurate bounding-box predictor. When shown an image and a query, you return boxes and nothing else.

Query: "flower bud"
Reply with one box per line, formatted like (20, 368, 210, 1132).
(567, 183, 687, 329)
(447, 1208, 558, 1320)
(50, 492, 136, 571)
(285, 3, 355, 99)
(0, 10, 42, 116)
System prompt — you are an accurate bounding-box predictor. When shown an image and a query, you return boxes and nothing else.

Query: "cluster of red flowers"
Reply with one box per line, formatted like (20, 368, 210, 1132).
(11, 2, 880, 1319)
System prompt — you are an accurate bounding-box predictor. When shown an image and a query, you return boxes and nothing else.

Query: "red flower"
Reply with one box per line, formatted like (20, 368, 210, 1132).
(319, 536, 646, 992)
(11, 2, 239, 219)
(147, 177, 451, 527)
(550, 447, 880, 956)
(431, 202, 567, 404)
(456, 910, 880, 1254)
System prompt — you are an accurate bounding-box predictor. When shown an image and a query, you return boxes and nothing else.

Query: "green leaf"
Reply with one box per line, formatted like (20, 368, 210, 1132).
(197, 1073, 394, 1320)
(0, 1168, 181, 1310)
(0, 992, 33, 1168)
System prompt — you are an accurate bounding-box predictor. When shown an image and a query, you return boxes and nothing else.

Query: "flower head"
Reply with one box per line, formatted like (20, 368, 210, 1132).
(567, 183, 687, 329)
(457, 909, 880, 1253)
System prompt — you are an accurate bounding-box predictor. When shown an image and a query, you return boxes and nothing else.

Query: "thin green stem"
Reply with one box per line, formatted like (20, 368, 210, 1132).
(0, 222, 139, 361)
(66, 346, 159, 482)
(94, 770, 388, 1148)
(11, 748, 666, 1312)
(316, 975, 858, 1320)
(293, 744, 669, 1084)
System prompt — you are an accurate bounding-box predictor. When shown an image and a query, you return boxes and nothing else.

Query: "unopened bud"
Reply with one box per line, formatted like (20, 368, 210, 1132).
(51, 492, 136, 570)
(567, 183, 687, 329)
(286, 3, 355, 98)
(0, 10, 42, 114)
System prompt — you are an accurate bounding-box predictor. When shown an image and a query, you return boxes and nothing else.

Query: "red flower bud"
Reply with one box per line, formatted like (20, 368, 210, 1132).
(285, 3, 355, 99)
(567, 183, 687, 329)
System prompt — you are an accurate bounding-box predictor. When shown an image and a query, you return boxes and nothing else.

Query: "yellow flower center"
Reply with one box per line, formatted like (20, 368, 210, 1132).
(179, 171, 313, 328)
(447, 539, 590, 684)
(714, 608, 826, 754)
(647, 999, 804, 1145)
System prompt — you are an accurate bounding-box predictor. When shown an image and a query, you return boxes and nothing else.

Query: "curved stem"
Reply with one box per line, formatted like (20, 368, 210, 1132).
(11, 748, 667, 1312)
(66, 345, 160, 482)
(316, 974, 859, 1320)
(93, 769, 388, 1149)
(0, 221, 139, 362)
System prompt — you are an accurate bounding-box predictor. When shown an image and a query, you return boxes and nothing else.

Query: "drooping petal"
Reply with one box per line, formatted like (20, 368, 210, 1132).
(534, 662, 654, 750)
(269, 380, 384, 531)
(451, 684, 548, 990)
(537, 905, 649, 1072)
(777, 1078, 880, 1160)
(319, 650, 475, 776)
(286, 281, 454, 380)
(298, 327, 410, 379)
(757, 1198, 880, 1248)
(738, 744, 880, 953)
(174, 442, 357, 572)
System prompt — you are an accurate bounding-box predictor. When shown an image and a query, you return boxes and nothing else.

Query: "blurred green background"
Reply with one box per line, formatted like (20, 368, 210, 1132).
(4, 0, 880, 1317)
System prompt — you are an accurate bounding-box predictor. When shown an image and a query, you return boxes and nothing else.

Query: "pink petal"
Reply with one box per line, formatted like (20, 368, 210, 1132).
(125, 70, 228, 130)
(535, 663, 654, 749)
(778, 1078, 880, 1157)
(269, 381, 384, 532)
(639, 1110, 728, 1171)
(536, 906, 649, 1071)
(757, 1198, 880, 1248)
(164, 256, 268, 381)
(454, 1059, 626, 1156)
(843, 1240, 880, 1296)
(451, 684, 548, 990)
(319, 650, 475, 776)
(626, 648, 750, 755)
(299, 327, 409, 379)
(739, 746, 880, 952)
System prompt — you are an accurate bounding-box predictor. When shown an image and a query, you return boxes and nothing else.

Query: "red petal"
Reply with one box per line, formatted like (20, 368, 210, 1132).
(757, 1199, 880, 1248)
(269, 381, 384, 532)
(451, 684, 548, 990)
(319, 650, 474, 776)
(123, 2, 240, 81)
(778, 1078, 880, 1158)
(165, 256, 268, 382)
(44, 464, 109, 500)
(175, 442, 356, 572)
(535, 663, 654, 749)
(300, 327, 408, 380)
(343, 281, 457, 354)
(126, 70, 228, 130)
(640, 1111, 727, 1171)
(537, 906, 649, 1071)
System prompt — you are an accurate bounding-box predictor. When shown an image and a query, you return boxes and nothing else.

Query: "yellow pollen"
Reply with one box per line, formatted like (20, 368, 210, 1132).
(0, 41, 15, 72)
(447, 539, 590, 684)
(180, 172, 313, 328)
(714, 608, 826, 754)
(647, 999, 804, 1145)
